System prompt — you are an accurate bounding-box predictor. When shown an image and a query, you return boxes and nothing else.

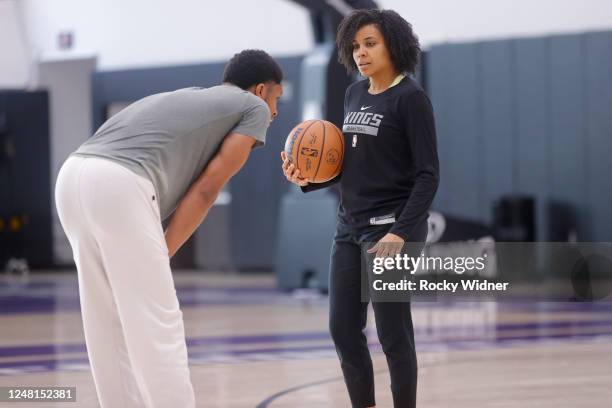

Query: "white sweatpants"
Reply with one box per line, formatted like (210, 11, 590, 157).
(55, 156, 195, 408)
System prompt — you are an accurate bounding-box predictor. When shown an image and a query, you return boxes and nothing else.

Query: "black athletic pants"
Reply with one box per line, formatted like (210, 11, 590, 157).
(329, 220, 427, 408)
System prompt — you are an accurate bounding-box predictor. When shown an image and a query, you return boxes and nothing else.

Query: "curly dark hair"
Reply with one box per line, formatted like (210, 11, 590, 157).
(336, 9, 421, 75)
(222, 49, 283, 90)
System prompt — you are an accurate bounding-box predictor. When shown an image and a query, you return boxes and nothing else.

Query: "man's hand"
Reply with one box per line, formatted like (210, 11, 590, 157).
(281, 151, 310, 187)
(367, 232, 405, 259)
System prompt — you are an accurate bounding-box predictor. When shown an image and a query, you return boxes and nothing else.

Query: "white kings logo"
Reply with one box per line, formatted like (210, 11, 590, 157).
(342, 111, 384, 136)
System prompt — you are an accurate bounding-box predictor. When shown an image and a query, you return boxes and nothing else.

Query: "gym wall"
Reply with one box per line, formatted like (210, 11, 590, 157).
(0, 1, 31, 88)
(428, 30, 612, 242)
(12, 0, 612, 72)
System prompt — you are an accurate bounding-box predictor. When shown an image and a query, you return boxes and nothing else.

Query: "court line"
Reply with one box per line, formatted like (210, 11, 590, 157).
(1, 330, 612, 374)
(3, 280, 612, 315)
(2, 318, 612, 358)
(254, 374, 347, 408)
(3, 296, 612, 314)
(253, 334, 612, 407)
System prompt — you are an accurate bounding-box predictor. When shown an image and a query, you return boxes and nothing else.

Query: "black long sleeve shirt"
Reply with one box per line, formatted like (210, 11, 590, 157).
(303, 76, 439, 240)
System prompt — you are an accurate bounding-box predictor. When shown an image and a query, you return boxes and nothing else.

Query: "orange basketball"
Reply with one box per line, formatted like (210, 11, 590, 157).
(284, 119, 344, 183)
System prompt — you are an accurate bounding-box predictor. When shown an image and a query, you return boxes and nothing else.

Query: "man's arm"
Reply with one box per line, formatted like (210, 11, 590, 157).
(164, 133, 255, 257)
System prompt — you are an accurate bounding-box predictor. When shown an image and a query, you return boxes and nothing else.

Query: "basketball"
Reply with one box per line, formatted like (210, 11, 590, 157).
(284, 119, 344, 183)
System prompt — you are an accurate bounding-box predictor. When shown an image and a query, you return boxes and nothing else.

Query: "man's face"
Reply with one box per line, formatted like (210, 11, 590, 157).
(255, 82, 283, 122)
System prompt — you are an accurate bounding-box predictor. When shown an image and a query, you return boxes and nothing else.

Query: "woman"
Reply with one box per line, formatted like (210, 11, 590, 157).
(281, 9, 439, 408)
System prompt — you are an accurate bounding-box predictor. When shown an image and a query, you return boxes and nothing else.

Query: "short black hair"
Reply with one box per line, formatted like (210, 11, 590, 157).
(222, 49, 283, 90)
(336, 9, 421, 75)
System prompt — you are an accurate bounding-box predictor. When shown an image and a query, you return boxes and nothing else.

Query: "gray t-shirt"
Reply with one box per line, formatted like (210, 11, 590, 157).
(73, 84, 270, 220)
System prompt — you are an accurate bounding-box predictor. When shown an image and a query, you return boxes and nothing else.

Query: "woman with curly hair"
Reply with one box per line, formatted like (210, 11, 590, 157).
(282, 8, 439, 408)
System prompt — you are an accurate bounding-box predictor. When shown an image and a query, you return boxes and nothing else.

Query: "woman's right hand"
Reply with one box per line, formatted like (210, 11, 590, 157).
(281, 151, 309, 187)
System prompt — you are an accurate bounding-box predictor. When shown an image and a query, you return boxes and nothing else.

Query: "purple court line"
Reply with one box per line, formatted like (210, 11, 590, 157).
(1, 329, 612, 373)
(497, 301, 612, 313)
(2, 317, 612, 359)
(2, 278, 612, 314)
(3, 295, 612, 315)
(0, 288, 303, 314)
(5, 280, 612, 300)
(0, 282, 278, 293)
(0, 297, 282, 315)
(189, 330, 612, 358)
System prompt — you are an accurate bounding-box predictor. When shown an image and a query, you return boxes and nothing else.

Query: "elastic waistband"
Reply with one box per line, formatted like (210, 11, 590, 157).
(68, 155, 154, 190)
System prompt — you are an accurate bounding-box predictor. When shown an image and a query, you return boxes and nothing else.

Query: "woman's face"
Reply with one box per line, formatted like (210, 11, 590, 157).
(352, 24, 393, 77)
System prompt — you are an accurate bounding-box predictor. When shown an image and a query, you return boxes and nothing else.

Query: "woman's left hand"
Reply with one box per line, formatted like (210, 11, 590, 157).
(367, 232, 405, 259)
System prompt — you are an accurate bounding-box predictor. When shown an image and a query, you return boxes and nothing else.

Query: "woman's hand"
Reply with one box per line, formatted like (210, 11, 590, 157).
(367, 232, 405, 258)
(281, 151, 310, 187)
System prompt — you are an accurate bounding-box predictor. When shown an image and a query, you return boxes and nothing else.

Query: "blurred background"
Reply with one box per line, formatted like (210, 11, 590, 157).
(2, 0, 612, 279)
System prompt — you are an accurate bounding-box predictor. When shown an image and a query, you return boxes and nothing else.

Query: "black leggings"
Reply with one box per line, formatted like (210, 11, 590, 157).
(329, 221, 427, 408)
